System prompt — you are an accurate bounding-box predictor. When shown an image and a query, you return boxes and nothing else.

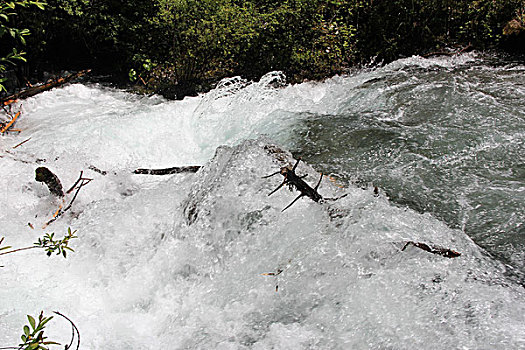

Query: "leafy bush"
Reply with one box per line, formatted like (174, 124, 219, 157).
(0, 0, 45, 92)
(12, 0, 525, 98)
(19, 312, 59, 350)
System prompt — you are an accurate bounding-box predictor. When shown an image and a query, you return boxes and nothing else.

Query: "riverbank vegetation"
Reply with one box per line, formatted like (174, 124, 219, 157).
(3, 0, 525, 99)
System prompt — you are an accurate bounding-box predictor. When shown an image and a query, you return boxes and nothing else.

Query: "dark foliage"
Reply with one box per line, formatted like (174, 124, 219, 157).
(9, 0, 525, 98)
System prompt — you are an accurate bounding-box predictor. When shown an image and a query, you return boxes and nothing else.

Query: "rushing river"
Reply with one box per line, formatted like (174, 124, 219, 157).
(1, 53, 524, 349)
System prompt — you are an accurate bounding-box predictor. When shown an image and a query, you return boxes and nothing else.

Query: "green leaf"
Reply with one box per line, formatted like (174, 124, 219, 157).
(33, 2, 46, 10)
(23, 325, 30, 336)
(39, 316, 53, 327)
(28, 315, 36, 330)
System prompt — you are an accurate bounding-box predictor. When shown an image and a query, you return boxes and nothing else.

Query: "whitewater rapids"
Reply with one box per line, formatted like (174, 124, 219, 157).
(1, 53, 525, 349)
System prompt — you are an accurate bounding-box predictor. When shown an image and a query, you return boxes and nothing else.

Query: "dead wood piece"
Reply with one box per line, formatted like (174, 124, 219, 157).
(0, 69, 91, 104)
(0, 110, 21, 134)
(401, 241, 461, 258)
(133, 166, 201, 175)
(261, 269, 283, 276)
(35, 167, 64, 197)
(263, 157, 324, 212)
(12, 137, 31, 149)
(88, 165, 107, 175)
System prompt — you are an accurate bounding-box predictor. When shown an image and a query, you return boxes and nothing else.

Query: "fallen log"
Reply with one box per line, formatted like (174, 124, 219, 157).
(1, 69, 91, 104)
(133, 166, 201, 175)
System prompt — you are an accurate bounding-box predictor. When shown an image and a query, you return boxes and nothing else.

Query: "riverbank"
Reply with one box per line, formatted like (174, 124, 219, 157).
(4, 0, 520, 100)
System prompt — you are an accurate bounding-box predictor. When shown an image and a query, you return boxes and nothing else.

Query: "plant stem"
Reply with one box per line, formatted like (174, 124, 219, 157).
(0, 246, 39, 256)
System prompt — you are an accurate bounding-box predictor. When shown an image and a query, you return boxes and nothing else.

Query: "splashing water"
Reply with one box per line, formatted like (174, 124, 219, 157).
(1, 53, 524, 349)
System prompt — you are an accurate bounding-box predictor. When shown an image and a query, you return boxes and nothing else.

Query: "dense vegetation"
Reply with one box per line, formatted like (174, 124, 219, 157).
(3, 0, 525, 98)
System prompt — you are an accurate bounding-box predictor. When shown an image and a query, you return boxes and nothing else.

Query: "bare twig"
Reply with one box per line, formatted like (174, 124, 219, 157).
(0, 245, 39, 256)
(12, 137, 31, 149)
(63, 178, 92, 213)
(44, 176, 91, 227)
(66, 171, 84, 194)
(53, 311, 80, 350)
(0, 110, 21, 134)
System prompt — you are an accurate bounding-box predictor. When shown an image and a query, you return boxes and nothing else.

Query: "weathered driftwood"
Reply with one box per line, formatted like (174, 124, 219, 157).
(401, 241, 461, 258)
(133, 166, 201, 175)
(1, 69, 91, 105)
(35, 167, 64, 197)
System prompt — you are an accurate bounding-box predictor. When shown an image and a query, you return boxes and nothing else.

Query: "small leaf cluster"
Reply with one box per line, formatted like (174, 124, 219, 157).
(0, 0, 45, 91)
(34, 228, 77, 258)
(19, 312, 60, 350)
(1, 1, 45, 44)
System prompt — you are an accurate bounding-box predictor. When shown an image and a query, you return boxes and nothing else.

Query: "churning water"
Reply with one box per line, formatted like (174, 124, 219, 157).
(1, 53, 524, 349)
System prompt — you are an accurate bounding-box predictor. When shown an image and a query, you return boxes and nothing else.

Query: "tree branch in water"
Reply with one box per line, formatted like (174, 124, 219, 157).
(133, 166, 201, 175)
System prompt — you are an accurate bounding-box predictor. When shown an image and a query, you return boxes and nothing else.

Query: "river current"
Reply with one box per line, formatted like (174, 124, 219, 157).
(1, 53, 524, 349)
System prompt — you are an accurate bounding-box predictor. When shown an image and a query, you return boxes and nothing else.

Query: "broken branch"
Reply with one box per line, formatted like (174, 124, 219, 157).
(133, 166, 201, 175)
(401, 241, 461, 258)
(264, 158, 324, 211)
(0, 70, 91, 104)
(42, 172, 92, 228)
(0, 110, 21, 134)
(12, 137, 31, 148)
(66, 171, 84, 194)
